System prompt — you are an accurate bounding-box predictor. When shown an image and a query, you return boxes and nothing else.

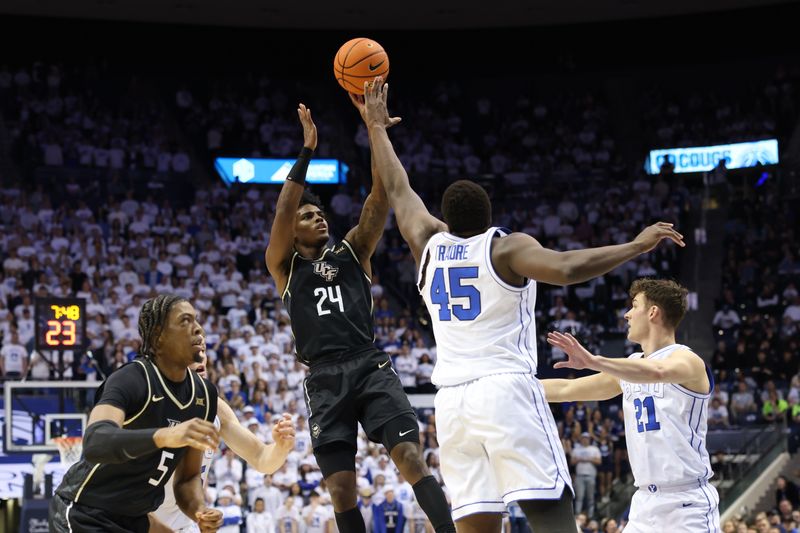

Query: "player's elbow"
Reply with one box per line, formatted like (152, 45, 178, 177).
(83, 421, 128, 464)
(651, 365, 671, 382)
(558, 257, 585, 286)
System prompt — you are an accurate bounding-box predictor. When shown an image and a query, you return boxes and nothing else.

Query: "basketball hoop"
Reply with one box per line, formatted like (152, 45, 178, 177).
(53, 436, 83, 468)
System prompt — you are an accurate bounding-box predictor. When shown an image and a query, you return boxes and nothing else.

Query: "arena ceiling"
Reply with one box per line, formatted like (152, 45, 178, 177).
(0, 0, 794, 29)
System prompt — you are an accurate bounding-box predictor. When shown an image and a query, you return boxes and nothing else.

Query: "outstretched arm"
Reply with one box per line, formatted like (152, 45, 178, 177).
(344, 94, 391, 276)
(217, 399, 295, 474)
(265, 104, 317, 294)
(363, 78, 447, 265)
(547, 332, 709, 391)
(542, 373, 622, 403)
(496, 223, 684, 286)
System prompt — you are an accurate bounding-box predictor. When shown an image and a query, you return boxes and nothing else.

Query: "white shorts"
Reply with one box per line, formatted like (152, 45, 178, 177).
(434, 373, 573, 521)
(625, 483, 720, 533)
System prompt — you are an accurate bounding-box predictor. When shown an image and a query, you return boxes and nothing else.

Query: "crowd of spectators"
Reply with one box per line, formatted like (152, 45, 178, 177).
(0, 55, 799, 531)
(1, 62, 192, 180)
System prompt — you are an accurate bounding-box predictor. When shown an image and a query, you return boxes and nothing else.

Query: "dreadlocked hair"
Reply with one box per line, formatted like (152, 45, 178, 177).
(138, 294, 187, 359)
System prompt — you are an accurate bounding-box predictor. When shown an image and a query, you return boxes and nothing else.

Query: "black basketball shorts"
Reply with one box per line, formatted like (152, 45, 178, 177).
(49, 493, 150, 533)
(303, 348, 419, 452)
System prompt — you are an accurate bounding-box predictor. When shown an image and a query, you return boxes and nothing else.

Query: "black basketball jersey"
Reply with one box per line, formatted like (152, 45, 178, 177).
(283, 239, 375, 364)
(56, 358, 217, 517)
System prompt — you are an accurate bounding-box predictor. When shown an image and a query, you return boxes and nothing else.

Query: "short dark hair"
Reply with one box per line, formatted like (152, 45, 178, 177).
(441, 180, 491, 235)
(299, 189, 323, 210)
(629, 278, 688, 329)
(138, 294, 187, 359)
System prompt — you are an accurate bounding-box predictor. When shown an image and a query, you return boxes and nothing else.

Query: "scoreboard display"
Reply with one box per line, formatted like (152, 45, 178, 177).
(34, 298, 87, 351)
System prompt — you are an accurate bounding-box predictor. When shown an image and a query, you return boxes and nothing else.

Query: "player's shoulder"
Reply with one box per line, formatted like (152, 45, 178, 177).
(200, 375, 218, 395)
(107, 358, 149, 382)
(668, 344, 702, 359)
(492, 230, 541, 252)
(330, 240, 353, 258)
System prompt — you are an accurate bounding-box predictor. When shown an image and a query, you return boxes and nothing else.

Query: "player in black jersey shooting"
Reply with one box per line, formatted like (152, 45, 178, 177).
(49, 295, 223, 533)
(265, 103, 455, 533)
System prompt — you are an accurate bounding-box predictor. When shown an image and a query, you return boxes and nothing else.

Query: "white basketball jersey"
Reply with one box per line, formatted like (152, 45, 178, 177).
(153, 415, 221, 530)
(620, 345, 714, 488)
(418, 227, 537, 386)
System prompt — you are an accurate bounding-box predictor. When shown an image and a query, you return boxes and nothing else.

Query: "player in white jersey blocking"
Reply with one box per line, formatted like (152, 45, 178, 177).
(359, 78, 684, 533)
(150, 351, 296, 532)
(543, 279, 720, 533)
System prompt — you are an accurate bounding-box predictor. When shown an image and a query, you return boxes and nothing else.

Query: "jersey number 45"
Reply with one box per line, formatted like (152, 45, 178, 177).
(430, 267, 482, 321)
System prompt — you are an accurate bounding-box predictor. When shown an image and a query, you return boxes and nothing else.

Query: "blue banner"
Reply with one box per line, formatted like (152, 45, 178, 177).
(215, 157, 348, 185)
(646, 139, 779, 174)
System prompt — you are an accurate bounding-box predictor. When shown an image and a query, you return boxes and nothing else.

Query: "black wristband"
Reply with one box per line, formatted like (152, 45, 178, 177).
(286, 147, 314, 184)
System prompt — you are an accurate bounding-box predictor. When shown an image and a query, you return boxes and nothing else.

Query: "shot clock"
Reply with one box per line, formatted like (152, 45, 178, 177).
(34, 298, 87, 351)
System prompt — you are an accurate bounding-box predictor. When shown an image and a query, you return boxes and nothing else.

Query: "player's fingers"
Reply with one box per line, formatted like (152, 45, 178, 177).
(546, 338, 563, 348)
(553, 362, 570, 369)
(190, 427, 219, 447)
(186, 438, 209, 451)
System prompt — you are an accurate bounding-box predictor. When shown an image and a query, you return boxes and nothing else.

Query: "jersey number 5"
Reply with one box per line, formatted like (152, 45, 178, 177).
(430, 267, 481, 321)
(148, 450, 175, 486)
(314, 285, 344, 316)
(634, 396, 661, 433)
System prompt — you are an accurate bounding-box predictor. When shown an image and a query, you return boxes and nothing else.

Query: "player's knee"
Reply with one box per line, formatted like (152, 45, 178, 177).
(392, 442, 426, 472)
(326, 472, 357, 509)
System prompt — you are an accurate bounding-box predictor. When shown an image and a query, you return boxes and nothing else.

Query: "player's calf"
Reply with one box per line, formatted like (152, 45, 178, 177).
(518, 488, 577, 533)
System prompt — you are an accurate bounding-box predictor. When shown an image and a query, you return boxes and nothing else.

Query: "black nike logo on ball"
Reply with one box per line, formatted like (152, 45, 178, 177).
(369, 60, 385, 71)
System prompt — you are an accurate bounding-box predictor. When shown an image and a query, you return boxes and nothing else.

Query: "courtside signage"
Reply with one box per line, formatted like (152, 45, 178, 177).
(215, 157, 348, 185)
(646, 139, 779, 174)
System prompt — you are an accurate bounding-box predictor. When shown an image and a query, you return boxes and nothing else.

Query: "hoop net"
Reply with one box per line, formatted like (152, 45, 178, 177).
(53, 436, 83, 468)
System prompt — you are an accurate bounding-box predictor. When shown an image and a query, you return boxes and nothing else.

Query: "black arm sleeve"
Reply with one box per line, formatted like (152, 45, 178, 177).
(82, 420, 158, 464)
(96, 361, 148, 415)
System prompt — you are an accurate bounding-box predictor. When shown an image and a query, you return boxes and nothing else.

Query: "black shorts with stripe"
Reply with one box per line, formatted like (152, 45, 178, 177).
(49, 493, 150, 533)
(303, 347, 419, 455)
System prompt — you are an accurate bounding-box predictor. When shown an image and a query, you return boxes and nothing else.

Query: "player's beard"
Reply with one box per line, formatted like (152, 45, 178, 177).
(192, 352, 204, 363)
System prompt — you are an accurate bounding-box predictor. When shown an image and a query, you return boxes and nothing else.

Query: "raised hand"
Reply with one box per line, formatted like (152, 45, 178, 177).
(297, 103, 318, 151)
(349, 92, 368, 123)
(271, 413, 296, 454)
(633, 222, 685, 253)
(363, 76, 402, 130)
(547, 332, 596, 371)
(154, 418, 220, 452)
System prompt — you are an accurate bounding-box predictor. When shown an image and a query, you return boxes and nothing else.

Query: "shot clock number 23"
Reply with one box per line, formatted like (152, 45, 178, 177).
(34, 298, 87, 351)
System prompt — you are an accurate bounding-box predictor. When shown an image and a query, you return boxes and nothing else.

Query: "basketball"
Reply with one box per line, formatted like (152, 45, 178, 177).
(333, 37, 390, 95)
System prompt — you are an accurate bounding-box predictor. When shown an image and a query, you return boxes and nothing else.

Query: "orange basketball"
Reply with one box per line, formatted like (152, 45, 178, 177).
(333, 38, 390, 95)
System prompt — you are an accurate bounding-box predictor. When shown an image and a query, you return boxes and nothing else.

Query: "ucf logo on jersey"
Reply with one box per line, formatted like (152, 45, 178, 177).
(313, 261, 339, 282)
